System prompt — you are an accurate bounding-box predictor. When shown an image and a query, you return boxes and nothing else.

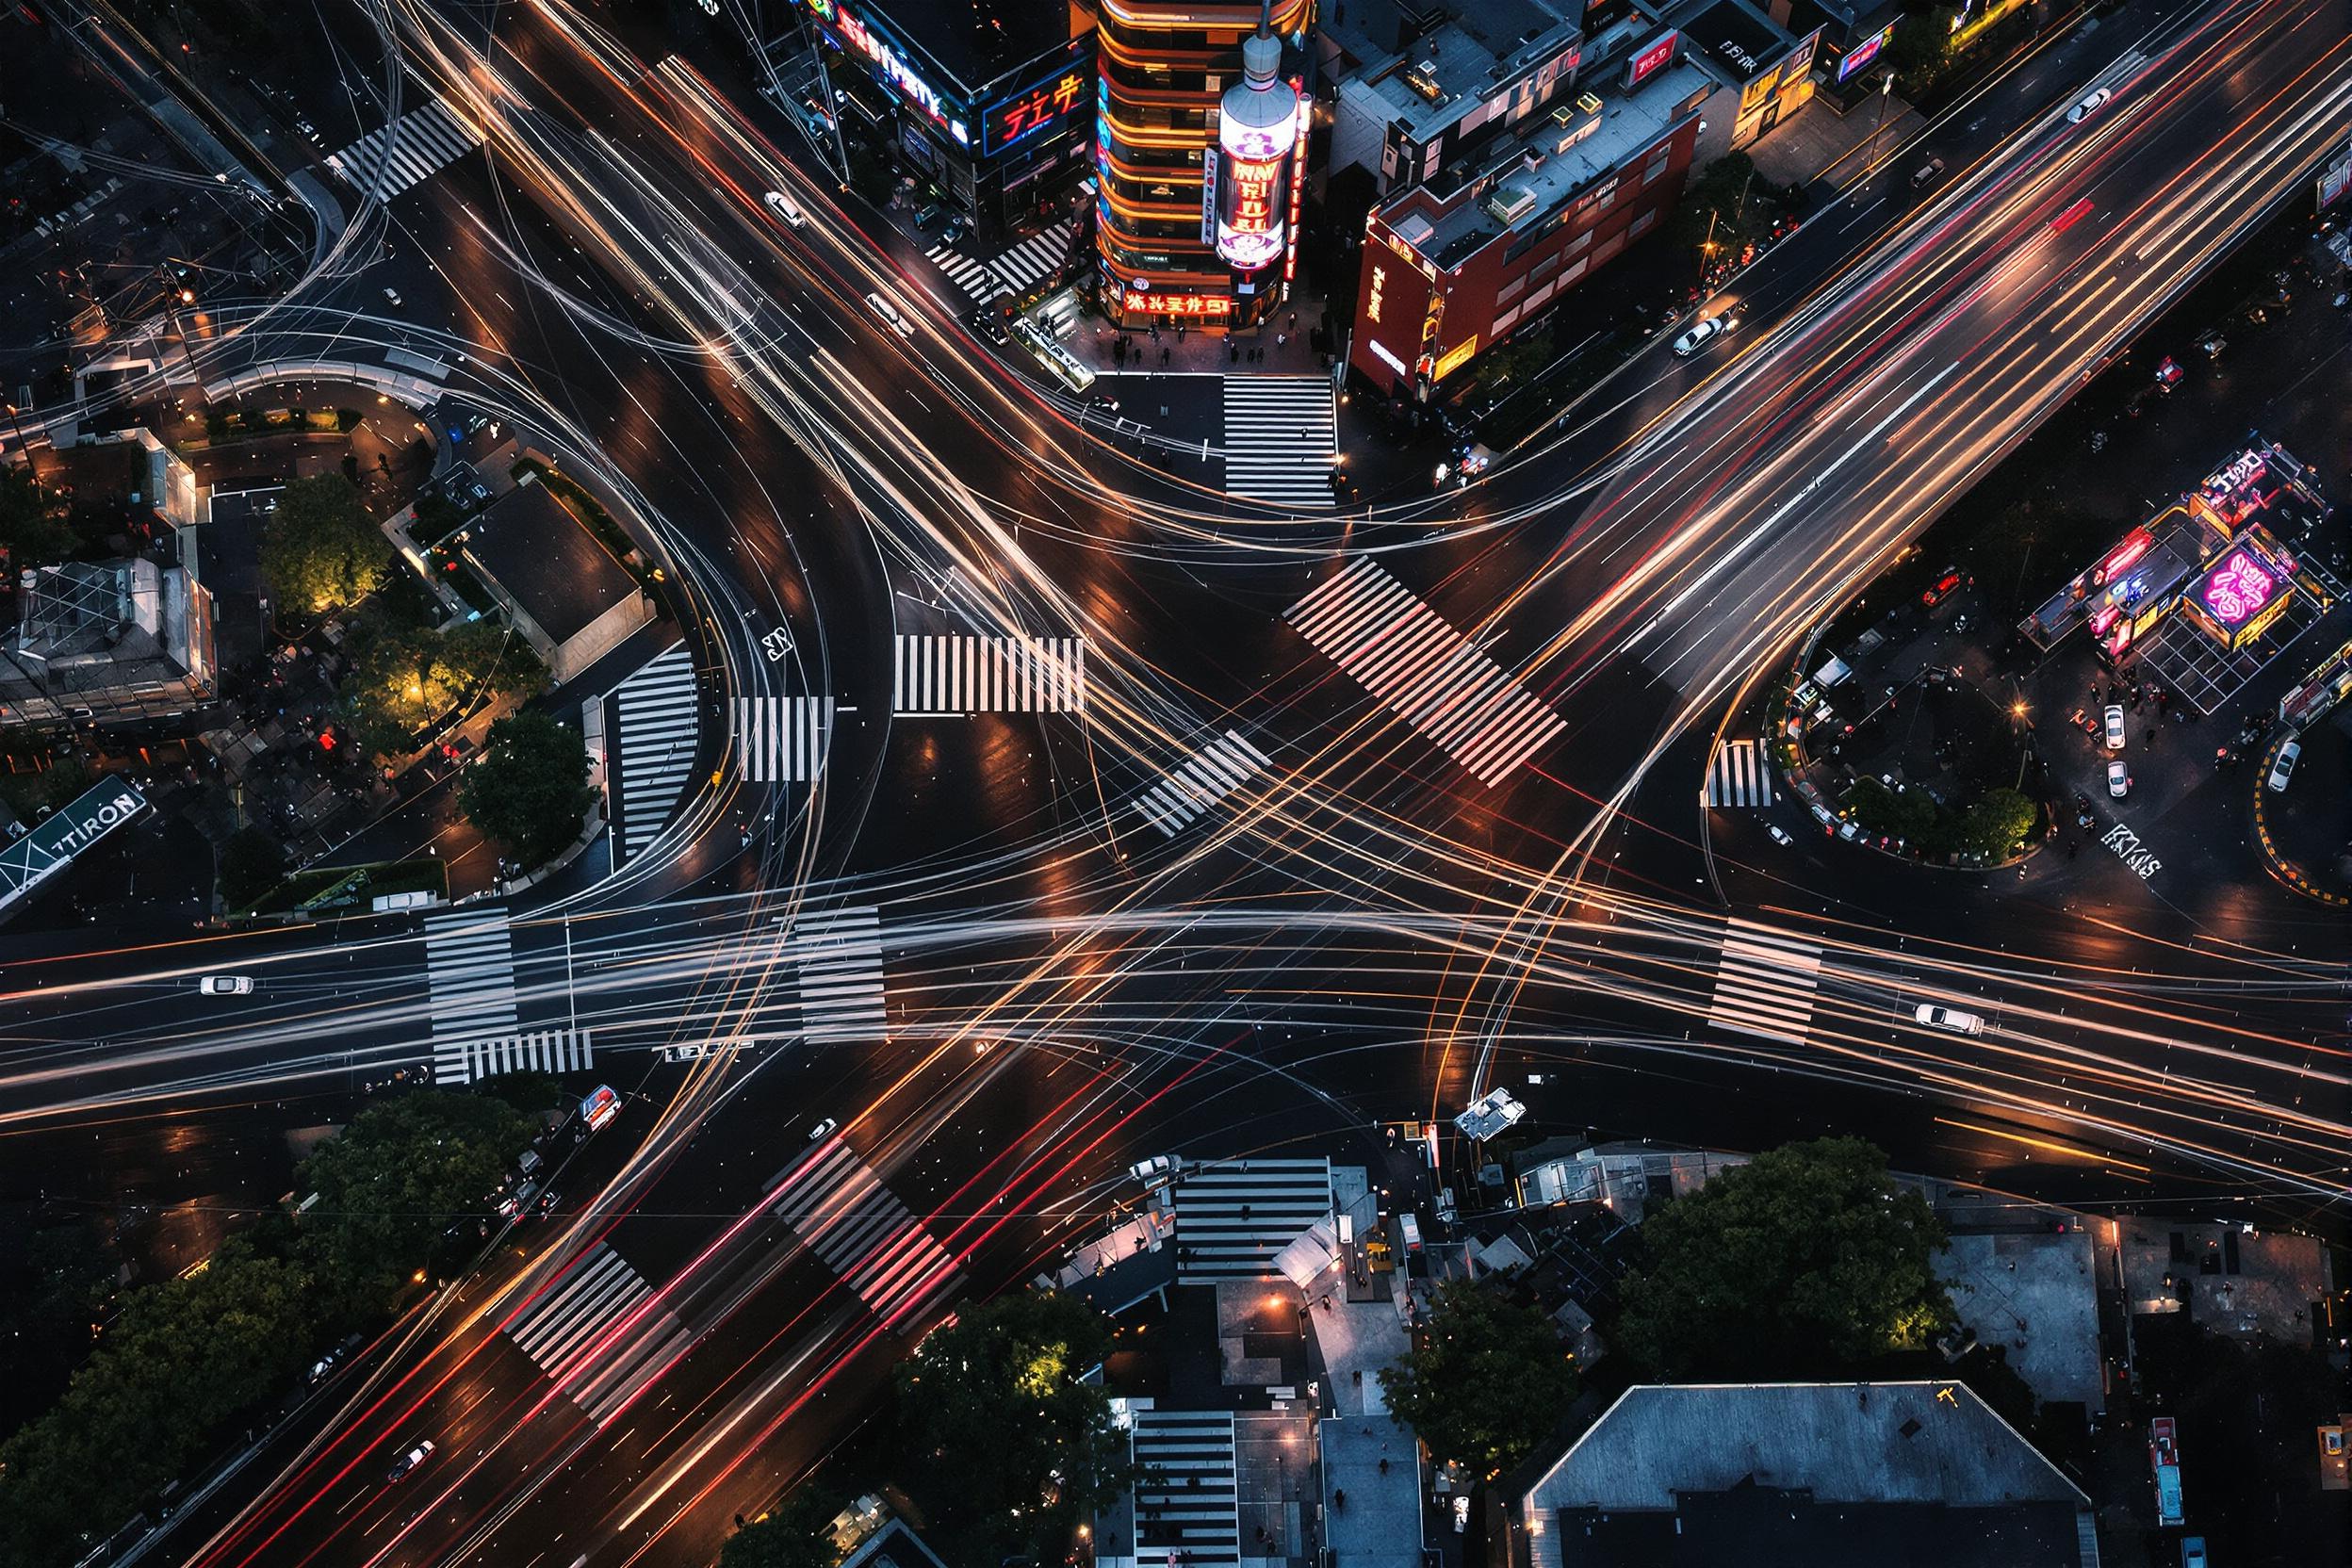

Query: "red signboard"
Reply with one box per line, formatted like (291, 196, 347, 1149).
(1123, 290, 1232, 318)
(1625, 31, 1678, 90)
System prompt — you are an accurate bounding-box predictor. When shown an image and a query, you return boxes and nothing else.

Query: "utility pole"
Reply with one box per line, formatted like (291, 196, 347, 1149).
(1868, 69, 1896, 166)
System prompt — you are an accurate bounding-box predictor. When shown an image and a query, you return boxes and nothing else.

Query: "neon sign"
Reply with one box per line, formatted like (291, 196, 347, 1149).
(2199, 550, 2276, 627)
(1625, 31, 1678, 90)
(1837, 23, 1893, 83)
(983, 63, 1088, 155)
(805, 0, 968, 144)
(1217, 117, 1295, 271)
(2199, 449, 2267, 501)
(1122, 290, 1231, 318)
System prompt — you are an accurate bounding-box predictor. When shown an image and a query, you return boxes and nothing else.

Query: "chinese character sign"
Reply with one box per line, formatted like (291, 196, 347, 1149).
(984, 66, 1089, 154)
(2199, 550, 2278, 627)
(1216, 118, 1296, 272)
(1122, 290, 1231, 318)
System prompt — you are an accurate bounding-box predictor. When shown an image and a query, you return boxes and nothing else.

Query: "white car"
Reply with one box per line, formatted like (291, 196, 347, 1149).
(1672, 314, 1737, 356)
(1767, 824, 1793, 846)
(1914, 1004, 1984, 1036)
(1129, 1154, 1181, 1186)
(382, 286, 402, 306)
(199, 975, 253, 995)
(762, 190, 806, 228)
(2107, 760, 2131, 798)
(2267, 738, 2299, 792)
(2102, 704, 2126, 750)
(808, 1118, 839, 1142)
(385, 1439, 435, 1482)
(2067, 87, 2112, 123)
(865, 291, 915, 337)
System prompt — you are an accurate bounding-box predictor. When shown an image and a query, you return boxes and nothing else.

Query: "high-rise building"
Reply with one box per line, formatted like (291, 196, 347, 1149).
(1093, 0, 1315, 331)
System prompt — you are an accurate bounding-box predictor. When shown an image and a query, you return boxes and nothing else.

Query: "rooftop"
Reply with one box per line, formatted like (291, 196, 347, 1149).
(844, 0, 1081, 100)
(1674, 0, 1799, 84)
(1939, 1229, 2105, 1413)
(1332, 0, 1585, 143)
(464, 477, 637, 646)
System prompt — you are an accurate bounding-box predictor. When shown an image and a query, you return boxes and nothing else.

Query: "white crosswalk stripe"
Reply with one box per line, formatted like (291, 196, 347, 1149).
(988, 219, 1076, 294)
(424, 909, 519, 1086)
(326, 98, 482, 201)
(1706, 738, 1775, 808)
(1706, 918, 1824, 1046)
(1223, 375, 1337, 506)
(1285, 557, 1566, 787)
(612, 644, 700, 862)
(1170, 1157, 1332, 1283)
(780, 906, 888, 1043)
(459, 1029, 594, 1082)
(923, 242, 1003, 302)
(1133, 729, 1270, 838)
(1131, 1410, 1241, 1568)
(734, 695, 830, 783)
(504, 1244, 693, 1427)
(891, 634, 1084, 714)
(772, 1137, 962, 1328)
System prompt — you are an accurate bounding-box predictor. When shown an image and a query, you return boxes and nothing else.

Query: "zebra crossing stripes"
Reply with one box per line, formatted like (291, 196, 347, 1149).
(734, 695, 831, 783)
(891, 634, 1085, 715)
(504, 1244, 693, 1427)
(923, 218, 1079, 304)
(773, 1137, 962, 1327)
(1134, 729, 1270, 838)
(1284, 557, 1567, 787)
(1169, 1158, 1333, 1283)
(459, 1030, 594, 1083)
(1705, 919, 1825, 1046)
(1706, 738, 1775, 808)
(612, 644, 700, 861)
(781, 906, 889, 1043)
(1223, 376, 1337, 507)
(923, 242, 999, 302)
(424, 909, 519, 1086)
(325, 98, 482, 201)
(1131, 1410, 1241, 1568)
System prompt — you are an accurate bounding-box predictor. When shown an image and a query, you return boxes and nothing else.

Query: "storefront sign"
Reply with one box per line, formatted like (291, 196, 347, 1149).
(982, 61, 1089, 155)
(2199, 549, 2277, 627)
(805, 0, 967, 144)
(1367, 338, 1411, 379)
(2199, 449, 2268, 504)
(1122, 290, 1231, 318)
(1837, 23, 1894, 83)
(1367, 265, 1386, 325)
(1625, 31, 1678, 90)
(0, 778, 149, 912)
(1216, 111, 1298, 271)
(1431, 335, 1478, 380)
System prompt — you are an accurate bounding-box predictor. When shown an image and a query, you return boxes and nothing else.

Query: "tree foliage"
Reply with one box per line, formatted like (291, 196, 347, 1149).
(1379, 1276, 1577, 1478)
(893, 1290, 1129, 1564)
(1614, 1137, 1954, 1380)
(457, 710, 594, 871)
(258, 474, 389, 617)
(0, 462, 74, 564)
(720, 1494, 840, 1568)
(342, 618, 545, 757)
(1665, 154, 1775, 269)
(1955, 786, 2036, 860)
(296, 1090, 536, 1300)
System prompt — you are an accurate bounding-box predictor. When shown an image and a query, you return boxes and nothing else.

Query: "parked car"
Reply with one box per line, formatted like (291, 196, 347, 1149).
(198, 975, 253, 995)
(1767, 824, 1793, 846)
(382, 286, 403, 307)
(2067, 86, 2113, 123)
(2196, 330, 2227, 358)
(913, 202, 945, 231)
(1914, 1004, 1985, 1036)
(2103, 705, 2127, 750)
(762, 189, 806, 227)
(1129, 1154, 1182, 1186)
(2267, 738, 2300, 792)
(2107, 760, 2132, 798)
(1671, 314, 1738, 356)
(385, 1439, 436, 1483)
(1910, 156, 1945, 189)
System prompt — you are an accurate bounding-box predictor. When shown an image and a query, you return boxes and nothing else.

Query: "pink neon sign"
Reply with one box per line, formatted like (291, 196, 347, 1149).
(2200, 550, 2276, 627)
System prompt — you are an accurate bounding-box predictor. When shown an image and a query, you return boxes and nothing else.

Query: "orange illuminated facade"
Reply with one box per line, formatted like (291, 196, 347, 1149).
(1092, 0, 1313, 331)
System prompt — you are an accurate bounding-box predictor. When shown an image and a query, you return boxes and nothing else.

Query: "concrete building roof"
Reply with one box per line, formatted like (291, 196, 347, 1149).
(845, 0, 1080, 100)
(1332, 0, 1585, 143)
(1940, 1229, 2105, 1413)
(464, 478, 636, 646)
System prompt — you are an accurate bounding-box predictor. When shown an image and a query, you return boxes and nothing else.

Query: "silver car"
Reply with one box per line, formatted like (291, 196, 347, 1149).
(1672, 314, 1737, 356)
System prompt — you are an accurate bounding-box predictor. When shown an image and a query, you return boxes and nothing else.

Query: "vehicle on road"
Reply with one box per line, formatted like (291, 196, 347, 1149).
(385, 1439, 436, 1483)
(1910, 156, 1945, 189)
(580, 1084, 621, 1132)
(913, 203, 945, 231)
(1672, 314, 1737, 356)
(1130, 1154, 1181, 1187)
(2108, 760, 2131, 798)
(2180, 1539, 2206, 1568)
(2196, 330, 2226, 358)
(2154, 355, 2183, 387)
(762, 190, 806, 227)
(1767, 824, 1793, 846)
(383, 287, 402, 306)
(2103, 705, 2127, 750)
(199, 975, 253, 995)
(2267, 738, 2300, 792)
(866, 291, 915, 337)
(2067, 86, 2112, 122)
(808, 1118, 839, 1141)
(1914, 1004, 1984, 1036)
(966, 305, 1007, 345)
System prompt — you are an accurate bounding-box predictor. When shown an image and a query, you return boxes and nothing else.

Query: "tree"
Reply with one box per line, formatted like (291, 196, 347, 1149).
(457, 711, 594, 871)
(343, 618, 545, 757)
(1886, 7, 1961, 99)
(894, 1291, 1130, 1564)
(1379, 1277, 1577, 1478)
(719, 1494, 839, 1568)
(1665, 154, 1770, 273)
(1955, 787, 2036, 860)
(258, 474, 389, 617)
(0, 463, 74, 564)
(295, 1090, 536, 1299)
(1845, 776, 1935, 842)
(218, 824, 287, 908)
(1614, 1136, 1953, 1380)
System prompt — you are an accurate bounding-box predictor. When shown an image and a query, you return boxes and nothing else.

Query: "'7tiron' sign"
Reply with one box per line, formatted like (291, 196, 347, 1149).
(2100, 822, 2162, 880)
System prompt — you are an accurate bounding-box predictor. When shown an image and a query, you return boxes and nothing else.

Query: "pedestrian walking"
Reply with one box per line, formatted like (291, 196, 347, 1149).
(1276, 332, 1287, 349)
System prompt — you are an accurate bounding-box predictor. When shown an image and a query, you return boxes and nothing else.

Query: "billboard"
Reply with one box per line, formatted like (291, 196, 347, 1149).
(1215, 114, 1297, 271)
(2320, 147, 2352, 211)
(1625, 31, 1678, 90)
(981, 57, 1089, 156)
(1837, 22, 1894, 83)
(0, 778, 149, 913)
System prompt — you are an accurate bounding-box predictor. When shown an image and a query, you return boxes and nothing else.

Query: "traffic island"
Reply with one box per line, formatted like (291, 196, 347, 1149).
(2249, 713, 2352, 906)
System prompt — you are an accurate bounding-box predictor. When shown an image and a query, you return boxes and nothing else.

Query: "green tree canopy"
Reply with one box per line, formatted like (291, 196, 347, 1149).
(1665, 153, 1772, 270)
(893, 1290, 1129, 1564)
(0, 462, 74, 564)
(296, 1090, 536, 1298)
(259, 474, 389, 617)
(343, 618, 546, 757)
(719, 1494, 839, 1568)
(456, 710, 595, 871)
(1956, 787, 2036, 860)
(1845, 776, 1935, 841)
(1614, 1136, 1954, 1380)
(1379, 1276, 1577, 1478)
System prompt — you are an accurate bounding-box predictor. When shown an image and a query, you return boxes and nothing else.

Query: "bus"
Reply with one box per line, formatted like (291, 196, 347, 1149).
(1011, 317, 1095, 393)
(2150, 1416, 2184, 1526)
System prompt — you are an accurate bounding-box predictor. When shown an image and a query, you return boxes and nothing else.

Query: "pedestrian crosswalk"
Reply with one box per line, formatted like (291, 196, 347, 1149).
(326, 98, 482, 202)
(1132, 729, 1270, 838)
(1130, 1409, 1241, 1568)
(1284, 557, 1566, 788)
(1706, 738, 1775, 808)
(923, 218, 1079, 304)
(611, 644, 700, 862)
(503, 1244, 692, 1428)
(1223, 376, 1336, 507)
(424, 908, 519, 1086)
(780, 906, 889, 1043)
(892, 633, 1085, 715)
(1705, 918, 1825, 1046)
(456, 1030, 595, 1083)
(734, 694, 831, 783)
(772, 1136, 962, 1329)
(1169, 1157, 1333, 1283)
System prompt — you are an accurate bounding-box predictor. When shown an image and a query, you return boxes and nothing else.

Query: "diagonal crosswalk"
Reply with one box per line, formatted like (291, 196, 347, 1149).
(892, 634, 1085, 714)
(503, 1244, 693, 1427)
(780, 906, 889, 1043)
(1169, 1157, 1333, 1283)
(1284, 557, 1566, 787)
(611, 644, 699, 862)
(772, 1136, 962, 1328)
(1706, 738, 1775, 808)
(1131, 1410, 1241, 1568)
(1223, 376, 1336, 507)
(424, 908, 519, 1086)
(1133, 729, 1270, 839)
(734, 694, 831, 783)
(1705, 918, 1824, 1046)
(326, 98, 482, 201)
(923, 218, 1079, 304)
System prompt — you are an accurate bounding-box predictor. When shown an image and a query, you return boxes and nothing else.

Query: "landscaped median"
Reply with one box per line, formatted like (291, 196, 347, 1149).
(230, 855, 448, 920)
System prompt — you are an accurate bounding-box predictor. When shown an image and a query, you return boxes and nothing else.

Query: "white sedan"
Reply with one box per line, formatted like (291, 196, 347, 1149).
(1672, 314, 1738, 357)
(762, 190, 806, 228)
(2107, 760, 2131, 798)
(1914, 1004, 1984, 1036)
(2102, 704, 2127, 750)
(198, 975, 253, 995)
(2067, 87, 2112, 123)
(866, 292, 915, 337)
(2267, 738, 2299, 792)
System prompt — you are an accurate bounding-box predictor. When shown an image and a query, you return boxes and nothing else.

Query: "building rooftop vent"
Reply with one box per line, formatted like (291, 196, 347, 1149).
(1404, 59, 1445, 102)
(1484, 178, 1539, 223)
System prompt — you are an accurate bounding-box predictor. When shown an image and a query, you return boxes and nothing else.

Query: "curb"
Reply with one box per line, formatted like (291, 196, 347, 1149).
(2247, 729, 2344, 905)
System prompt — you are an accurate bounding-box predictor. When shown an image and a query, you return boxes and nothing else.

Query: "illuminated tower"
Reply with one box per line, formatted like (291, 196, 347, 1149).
(1094, 0, 1311, 332)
